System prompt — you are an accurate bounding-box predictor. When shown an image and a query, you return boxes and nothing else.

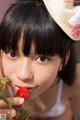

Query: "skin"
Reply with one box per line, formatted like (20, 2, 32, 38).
(0, 36, 70, 119)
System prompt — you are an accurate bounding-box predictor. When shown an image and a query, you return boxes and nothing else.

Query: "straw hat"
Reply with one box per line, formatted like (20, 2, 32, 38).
(43, 0, 80, 41)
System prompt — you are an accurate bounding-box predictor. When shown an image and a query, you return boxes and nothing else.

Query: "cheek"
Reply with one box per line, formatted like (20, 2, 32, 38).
(35, 66, 59, 89)
(2, 59, 16, 77)
(43, 71, 58, 88)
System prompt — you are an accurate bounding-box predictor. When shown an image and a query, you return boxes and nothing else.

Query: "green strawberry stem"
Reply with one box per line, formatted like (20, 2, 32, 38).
(0, 77, 29, 120)
(0, 92, 12, 120)
(15, 100, 29, 120)
(0, 77, 9, 91)
(0, 77, 13, 120)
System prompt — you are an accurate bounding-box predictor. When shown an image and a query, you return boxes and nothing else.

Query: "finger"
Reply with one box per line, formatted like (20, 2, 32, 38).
(0, 108, 16, 118)
(0, 97, 24, 108)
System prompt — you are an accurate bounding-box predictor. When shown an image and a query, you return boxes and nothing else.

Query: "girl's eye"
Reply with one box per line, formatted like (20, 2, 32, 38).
(36, 56, 49, 63)
(7, 51, 17, 58)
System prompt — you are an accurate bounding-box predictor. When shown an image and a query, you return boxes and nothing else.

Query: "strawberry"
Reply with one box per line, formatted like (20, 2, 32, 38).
(16, 87, 29, 99)
(15, 87, 29, 120)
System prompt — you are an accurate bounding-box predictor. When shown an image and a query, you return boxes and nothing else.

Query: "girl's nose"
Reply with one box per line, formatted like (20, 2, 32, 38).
(17, 59, 33, 82)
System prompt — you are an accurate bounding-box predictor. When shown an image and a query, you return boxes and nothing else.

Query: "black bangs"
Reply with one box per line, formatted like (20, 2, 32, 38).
(0, 0, 71, 57)
(23, 20, 65, 57)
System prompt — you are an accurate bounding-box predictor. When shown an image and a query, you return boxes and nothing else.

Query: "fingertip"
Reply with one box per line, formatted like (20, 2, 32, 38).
(8, 109, 16, 117)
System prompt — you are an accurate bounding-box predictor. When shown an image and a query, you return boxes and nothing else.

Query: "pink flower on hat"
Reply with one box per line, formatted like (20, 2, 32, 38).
(68, 9, 80, 39)
(71, 24, 80, 39)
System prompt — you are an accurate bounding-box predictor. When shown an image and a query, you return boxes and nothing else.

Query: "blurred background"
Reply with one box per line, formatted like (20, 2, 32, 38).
(0, 0, 16, 22)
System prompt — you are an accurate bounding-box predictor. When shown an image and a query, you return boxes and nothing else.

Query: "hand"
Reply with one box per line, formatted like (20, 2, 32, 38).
(0, 97, 24, 119)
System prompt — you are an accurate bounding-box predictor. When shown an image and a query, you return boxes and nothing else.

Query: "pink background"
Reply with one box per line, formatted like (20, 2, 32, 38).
(0, 0, 16, 22)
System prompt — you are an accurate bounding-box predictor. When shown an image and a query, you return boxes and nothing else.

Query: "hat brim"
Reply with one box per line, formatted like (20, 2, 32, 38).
(43, 0, 80, 41)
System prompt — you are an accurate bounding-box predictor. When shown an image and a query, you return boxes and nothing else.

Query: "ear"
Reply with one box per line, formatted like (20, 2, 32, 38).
(59, 50, 70, 71)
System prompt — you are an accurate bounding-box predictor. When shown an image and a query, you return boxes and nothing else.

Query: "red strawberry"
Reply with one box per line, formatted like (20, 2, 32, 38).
(16, 87, 29, 99)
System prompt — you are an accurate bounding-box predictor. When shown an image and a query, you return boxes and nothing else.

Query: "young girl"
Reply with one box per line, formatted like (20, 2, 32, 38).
(0, 0, 79, 120)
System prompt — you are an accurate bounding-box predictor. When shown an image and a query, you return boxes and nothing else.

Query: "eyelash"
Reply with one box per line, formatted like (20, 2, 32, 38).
(6, 51, 18, 58)
(35, 56, 50, 62)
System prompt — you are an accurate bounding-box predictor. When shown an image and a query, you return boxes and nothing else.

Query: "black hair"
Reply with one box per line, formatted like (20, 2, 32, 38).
(63, 41, 80, 85)
(0, 0, 74, 85)
(71, 41, 80, 64)
(60, 42, 75, 86)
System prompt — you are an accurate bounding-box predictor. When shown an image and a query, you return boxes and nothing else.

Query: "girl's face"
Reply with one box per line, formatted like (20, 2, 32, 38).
(0, 38, 62, 100)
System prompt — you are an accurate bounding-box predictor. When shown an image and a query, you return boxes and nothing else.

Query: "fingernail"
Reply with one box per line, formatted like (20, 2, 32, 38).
(19, 98, 24, 104)
(15, 97, 24, 104)
(8, 109, 16, 117)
